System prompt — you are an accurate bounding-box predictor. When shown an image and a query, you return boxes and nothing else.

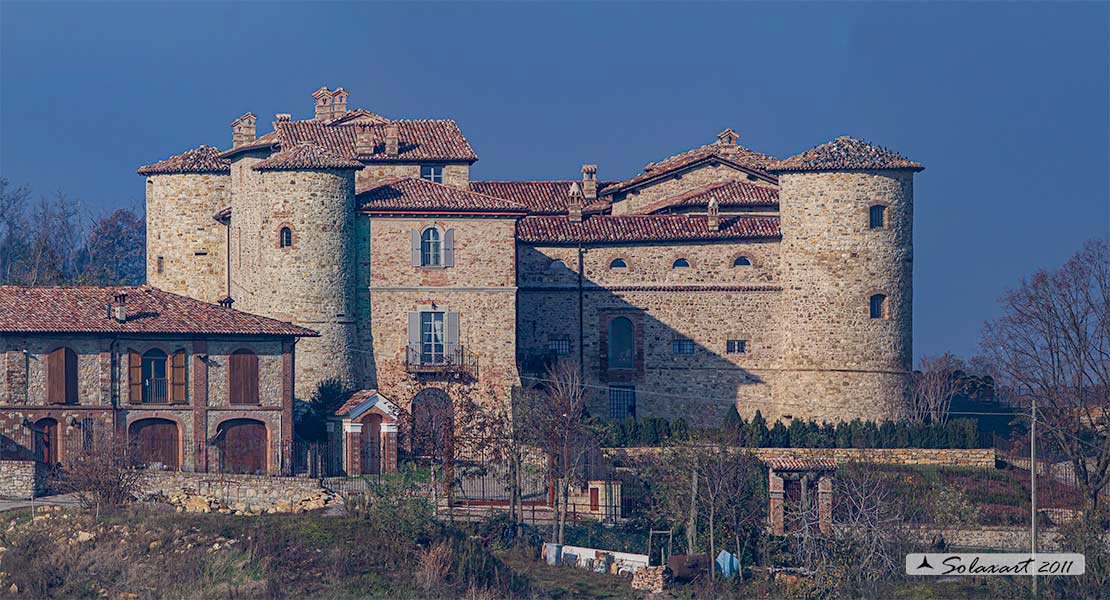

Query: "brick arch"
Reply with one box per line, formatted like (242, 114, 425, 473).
(275, 222, 298, 250)
(728, 252, 757, 269)
(127, 415, 184, 470)
(669, 254, 695, 269)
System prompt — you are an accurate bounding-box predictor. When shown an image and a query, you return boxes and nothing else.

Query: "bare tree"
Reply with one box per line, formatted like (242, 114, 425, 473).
(909, 353, 965, 425)
(78, 207, 146, 285)
(54, 432, 149, 513)
(981, 239, 1110, 515)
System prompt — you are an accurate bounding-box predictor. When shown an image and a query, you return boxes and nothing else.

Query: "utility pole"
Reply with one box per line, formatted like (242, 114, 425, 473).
(1030, 396, 1037, 598)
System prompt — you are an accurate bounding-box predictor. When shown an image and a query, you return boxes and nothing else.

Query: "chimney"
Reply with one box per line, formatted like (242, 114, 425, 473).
(716, 128, 740, 155)
(707, 196, 720, 232)
(231, 112, 257, 148)
(275, 113, 291, 123)
(330, 87, 349, 119)
(384, 123, 400, 157)
(312, 86, 333, 120)
(355, 123, 375, 155)
(581, 164, 598, 200)
(112, 291, 128, 323)
(218, 296, 235, 309)
(567, 182, 584, 223)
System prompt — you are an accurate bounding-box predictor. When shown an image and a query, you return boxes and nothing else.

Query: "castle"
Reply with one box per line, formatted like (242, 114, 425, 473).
(138, 85, 922, 436)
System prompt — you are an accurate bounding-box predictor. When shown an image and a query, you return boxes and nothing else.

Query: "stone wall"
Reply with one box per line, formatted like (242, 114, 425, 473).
(145, 173, 230, 303)
(776, 170, 915, 422)
(143, 470, 324, 507)
(0, 460, 46, 499)
(612, 447, 998, 469)
(354, 163, 470, 190)
(609, 162, 775, 215)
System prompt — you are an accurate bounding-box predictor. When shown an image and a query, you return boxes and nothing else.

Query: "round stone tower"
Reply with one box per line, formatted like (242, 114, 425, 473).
(770, 136, 923, 423)
(235, 141, 364, 392)
(137, 146, 230, 303)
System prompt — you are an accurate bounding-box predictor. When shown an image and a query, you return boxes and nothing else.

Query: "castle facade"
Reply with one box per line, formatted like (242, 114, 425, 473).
(138, 86, 922, 434)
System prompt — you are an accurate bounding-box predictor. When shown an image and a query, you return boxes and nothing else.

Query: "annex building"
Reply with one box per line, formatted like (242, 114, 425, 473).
(133, 85, 922, 470)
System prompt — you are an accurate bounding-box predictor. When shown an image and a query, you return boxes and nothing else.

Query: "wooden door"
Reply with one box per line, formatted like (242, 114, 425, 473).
(589, 487, 600, 512)
(33, 418, 59, 464)
(219, 419, 267, 474)
(129, 419, 179, 469)
(361, 414, 382, 475)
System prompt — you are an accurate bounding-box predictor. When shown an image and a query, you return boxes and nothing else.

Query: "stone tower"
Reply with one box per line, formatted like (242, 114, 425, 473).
(231, 141, 364, 392)
(771, 136, 923, 422)
(137, 146, 230, 303)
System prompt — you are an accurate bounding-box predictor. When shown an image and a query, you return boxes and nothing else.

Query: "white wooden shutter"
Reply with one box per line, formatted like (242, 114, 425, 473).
(408, 312, 420, 361)
(410, 229, 421, 266)
(443, 228, 455, 267)
(446, 312, 460, 355)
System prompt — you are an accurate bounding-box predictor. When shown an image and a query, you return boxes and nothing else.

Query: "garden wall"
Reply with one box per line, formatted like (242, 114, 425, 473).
(143, 470, 325, 506)
(0, 460, 47, 499)
(610, 447, 997, 469)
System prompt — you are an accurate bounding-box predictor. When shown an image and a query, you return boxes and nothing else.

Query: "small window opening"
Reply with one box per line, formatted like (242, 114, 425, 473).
(279, 227, 293, 248)
(870, 294, 888, 319)
(609, 258, 628, 270)
(869, 205, 887, 229)
(672, 258, 690, 269)
(733, 256, 752, 267)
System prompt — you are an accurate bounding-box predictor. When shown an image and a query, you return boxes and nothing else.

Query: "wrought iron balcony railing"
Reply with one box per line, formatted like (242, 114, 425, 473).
(404, 345, 479, 381)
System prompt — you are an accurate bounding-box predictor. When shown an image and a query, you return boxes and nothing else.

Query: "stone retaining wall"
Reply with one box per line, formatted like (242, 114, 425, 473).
(611, 447, 997, 469)
(143, 470, 324, 506)
(0, 460, 47, 499)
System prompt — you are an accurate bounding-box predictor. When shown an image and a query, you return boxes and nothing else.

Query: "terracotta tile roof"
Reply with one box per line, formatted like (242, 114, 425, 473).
(218, 131, 281, 158)
(276, 119, 478, 163)
(252, 142, 364, 172)
(334, 389, 380, 417)
(770, 136, 924, 173)
(358, 177, 528, 214)
(213, 206, 232, 222)
(0, 286, 317, 337)
(765, 458, 839, 472)
(636, 180, 779, 214)
(468, 181, 615, 215)
(603, 141, 778, 196)
(516, 214, 781, 244)
(137, 145, 230, 176)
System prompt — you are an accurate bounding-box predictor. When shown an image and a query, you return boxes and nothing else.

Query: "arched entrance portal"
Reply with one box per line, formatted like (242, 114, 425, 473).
(411, 388, 453, 460)
(33, 418, 59, 464)
(215, 419, 268, 474)
(128, 418, 179, 469)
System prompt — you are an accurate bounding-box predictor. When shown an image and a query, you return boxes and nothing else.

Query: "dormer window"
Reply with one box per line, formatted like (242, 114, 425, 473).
(420, 165, 444, 183)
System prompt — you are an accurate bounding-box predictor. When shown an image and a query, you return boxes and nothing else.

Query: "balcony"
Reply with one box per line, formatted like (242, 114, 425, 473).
(404, 345, 479, 381)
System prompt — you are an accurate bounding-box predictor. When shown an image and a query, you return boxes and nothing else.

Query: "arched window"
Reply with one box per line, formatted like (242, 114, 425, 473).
(421, 228, 442, 267)
(547, 259, 569, 273)
(870, 294, 888, 319)
(609, 258, 628, 270)
(279, 226, 293, 248)
(608, 316, 634, 369)
(733, 256, 752, 267)
(229, 349, 260, 405)
(672, 258, 690, 269)
(46, 347, 78, 405)
(869, 205, 887, 229)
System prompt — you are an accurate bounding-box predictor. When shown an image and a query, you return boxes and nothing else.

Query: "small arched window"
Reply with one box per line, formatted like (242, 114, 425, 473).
(547, 259, 569, 273)
(609, 258, 628, 270)
(672, 258, 690, 269)
(279, 227, 293, 248)
(733, 256, 752, 267)
(421, 228, 442, 267)
(229, 349, 260, 405)
(608, 317, 634, 369)
(869, 294, 888, 319)
(869, 205, 887, 229)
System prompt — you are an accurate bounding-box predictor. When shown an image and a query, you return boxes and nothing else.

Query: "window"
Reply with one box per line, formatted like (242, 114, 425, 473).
(609, 386, 636, 420)
(726, 339, 748, 354)
(547, 259, 569, 273)
(421, 228, 442, 267)
(672, 258, 690, 269)
(279, 227, 293, 248)
(870, 294, 888, 319)
(420, 311, 447, 365)
(79, 418, 94, 452)
(156, 256, 164, 274)
(869, 205, 887, 229)
(733, 256, 752, 267)
(672, 337, 694, 355)
(548, 338, 571, 355)
(140, 349, 167, 404)
(609, 258, 628, 270)
(133, 349, 185, 404)
(420, 164, 444, 183)
(46, 347, 78, 405)
(607, 316, 634, 369)
(229, 349, 260, 405)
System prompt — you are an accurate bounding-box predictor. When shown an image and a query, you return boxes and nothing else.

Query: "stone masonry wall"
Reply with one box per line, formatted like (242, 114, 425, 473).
(145, 173, 230, 303)
(610, 163, 775, 215)
(614, 447, 997, 469)
(354, 163, 470, 190)
(0, 460, 47, 499)
(143, 470, 323, 506)
(776, 170, 915, 422)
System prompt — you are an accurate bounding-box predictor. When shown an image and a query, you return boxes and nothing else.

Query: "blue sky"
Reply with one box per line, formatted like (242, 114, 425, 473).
(1, 1, 1107, 360)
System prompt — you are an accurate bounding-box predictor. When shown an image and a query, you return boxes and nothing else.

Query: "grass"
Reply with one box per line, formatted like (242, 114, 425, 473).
(500, 553, 638, 600)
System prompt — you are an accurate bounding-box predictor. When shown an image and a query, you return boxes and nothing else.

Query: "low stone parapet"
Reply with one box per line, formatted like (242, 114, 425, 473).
(0, 460, 47, 499)
(142, 470, 333, 514)
(611, 447, 997, 469)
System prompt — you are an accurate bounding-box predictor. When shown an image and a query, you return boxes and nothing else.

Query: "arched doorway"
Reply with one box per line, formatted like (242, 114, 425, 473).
(360, 413, 383, 475)
(411, 388, 453, 460)
(215, 419, 267, 474)
(33, 418, 59, 464)
(128, 418, 179, 469)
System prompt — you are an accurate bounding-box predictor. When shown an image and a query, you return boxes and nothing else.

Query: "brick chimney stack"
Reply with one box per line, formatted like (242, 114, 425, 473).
(330, 88, 349, 119)
(716, 128, 740, 156)
(581, 164, 598, 200)
(384, 123, 400, 157)
(355, 123, 375, 155)
(567, 182, 584, 223)
(707, 196, 720, 231)
(231, 113, 257, 148)
(112, 291, 128, 323)
(312, 86, 333, 120)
